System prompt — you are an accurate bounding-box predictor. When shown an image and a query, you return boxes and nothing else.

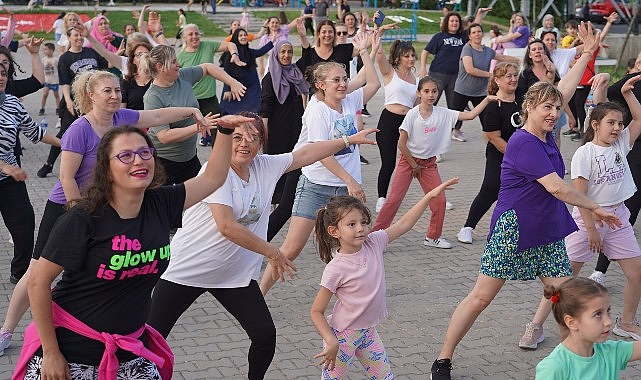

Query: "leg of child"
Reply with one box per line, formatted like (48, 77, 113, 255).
(416, 158, 445, 240)
(40, 86, 49, 111)
(52, 89, 60, 112)
(372, 155, 414, 231)
(354, 327, 392, 379)
(321, 328, 359, 379)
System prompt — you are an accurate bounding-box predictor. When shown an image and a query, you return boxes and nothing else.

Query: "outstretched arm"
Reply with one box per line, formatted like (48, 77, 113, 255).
(622, 73, 641, 142)
(385, 178, 459, 242)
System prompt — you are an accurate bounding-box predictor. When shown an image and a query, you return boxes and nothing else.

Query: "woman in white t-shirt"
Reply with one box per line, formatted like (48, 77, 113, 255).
(259, 31, 381, 294)
(147, 113, 376, 379)
(564, 74, 641, 340)
(47, 13, 66, 43)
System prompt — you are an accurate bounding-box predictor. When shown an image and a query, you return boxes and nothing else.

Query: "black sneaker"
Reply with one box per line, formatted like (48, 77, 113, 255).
(361, 108, 371, 118)
(360, 155, 369, 165)
(38, 109, 45, 116)
(9, 274, 20, 285)
(431, 358, 452, 380)
(37, 163, 53, 178)
(562, 129, 580, 137)
(571, 133, 583, 142)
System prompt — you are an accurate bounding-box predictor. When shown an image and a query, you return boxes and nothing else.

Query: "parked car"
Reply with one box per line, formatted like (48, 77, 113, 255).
(588, 0, 640, 23)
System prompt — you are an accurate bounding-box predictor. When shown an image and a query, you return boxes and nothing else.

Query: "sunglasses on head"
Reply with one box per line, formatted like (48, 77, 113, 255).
(336, 31, 348, 36)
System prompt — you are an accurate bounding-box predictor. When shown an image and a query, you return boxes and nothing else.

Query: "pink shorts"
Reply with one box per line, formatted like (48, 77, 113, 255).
(565, 203, 641, 263)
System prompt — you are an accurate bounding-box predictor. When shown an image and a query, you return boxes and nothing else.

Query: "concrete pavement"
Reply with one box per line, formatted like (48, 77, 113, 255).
(0, 10, 641, 378)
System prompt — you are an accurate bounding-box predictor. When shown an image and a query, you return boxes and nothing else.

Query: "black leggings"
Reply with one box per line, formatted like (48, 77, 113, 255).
(147, 279, 276, 380)
(0, 178, 35, 278)
(376, 109, 404, 198)
(464, 148, 503, 229)
(33, 200, 66, 259)
(267, 169, 301, 241)
(452, 92, 485, 131)
(157, 155, 201, 185)
(568, 86, 591, 132)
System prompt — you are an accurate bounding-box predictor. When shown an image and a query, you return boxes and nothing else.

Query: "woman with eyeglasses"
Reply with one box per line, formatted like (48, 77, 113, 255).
(0, 70, 212, 360)
(260, 32, 381, 295)
(140, 45, 245, 185)
(372, 40, 418, 215)
(36, 26, 109, 179)
(19, 113, 253, 380)
(147, 112, 376, 380)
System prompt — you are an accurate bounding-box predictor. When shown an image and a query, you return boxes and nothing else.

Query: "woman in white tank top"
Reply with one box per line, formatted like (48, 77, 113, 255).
(373, 40, 418, 213)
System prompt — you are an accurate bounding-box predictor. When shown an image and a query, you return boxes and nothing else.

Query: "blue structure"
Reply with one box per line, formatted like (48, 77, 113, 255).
(380, 13, 417, 41)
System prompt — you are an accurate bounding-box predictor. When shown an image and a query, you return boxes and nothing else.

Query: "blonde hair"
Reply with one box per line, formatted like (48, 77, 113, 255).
(72, 70, 119, 115)
(307, 61, 345, 101)
(521, 82, 563, 124)
(138, 45, 177, 78)
(487, 62, 519, 96)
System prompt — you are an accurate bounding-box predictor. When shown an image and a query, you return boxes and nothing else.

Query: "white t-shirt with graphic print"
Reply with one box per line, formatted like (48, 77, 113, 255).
(295, 88, 363, 186)
(571, 127, 636, 206)
(162, 153, 293, 288)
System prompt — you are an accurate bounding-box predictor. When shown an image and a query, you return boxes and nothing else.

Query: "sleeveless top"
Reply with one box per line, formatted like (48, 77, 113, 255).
(384, 70, 418, 108)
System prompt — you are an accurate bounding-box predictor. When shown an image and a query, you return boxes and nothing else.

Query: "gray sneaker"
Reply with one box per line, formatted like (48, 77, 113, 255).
(519, 322, 544, 349)
(0, 328, 12, 356)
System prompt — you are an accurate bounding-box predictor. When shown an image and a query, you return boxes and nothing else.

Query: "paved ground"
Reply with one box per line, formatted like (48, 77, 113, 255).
(0, 4, 640, 379)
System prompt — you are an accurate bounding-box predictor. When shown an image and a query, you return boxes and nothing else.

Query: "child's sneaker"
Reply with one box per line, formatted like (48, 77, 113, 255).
(430, 358, 452, 380)
(519, 322, 544, 349)
(424, 237, 452, 249)
(613, 316, 641, 340)
(0, 328, 12, 356)
(588, 270, 605, 285)
(38, 108, 45, 116)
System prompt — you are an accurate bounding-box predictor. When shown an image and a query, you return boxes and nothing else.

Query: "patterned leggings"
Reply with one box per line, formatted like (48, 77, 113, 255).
(322, 327, 393, 380)
(25, 355, 161, 380)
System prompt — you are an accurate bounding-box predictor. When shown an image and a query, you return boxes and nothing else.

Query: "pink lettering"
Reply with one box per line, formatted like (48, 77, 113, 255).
(424, 126, 437, 134)
(117, 260, 159, 280)
(111, 235, 142, 251)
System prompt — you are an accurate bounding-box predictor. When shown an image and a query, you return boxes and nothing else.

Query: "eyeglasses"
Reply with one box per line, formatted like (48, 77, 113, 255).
(324, 77, 350, 85)
(232, 134, 261, 143)
(135, 51, 147, 58)
(336, 31, 348, 36)
(113, 147, 155, 164)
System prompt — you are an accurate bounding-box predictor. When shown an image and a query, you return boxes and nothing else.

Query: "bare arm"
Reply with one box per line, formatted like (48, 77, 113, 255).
(310, 287, 339, 371)
(59, 151, 84, 203)
(28, 258, 70, 380)
(621, 74, 641, 142)
(494, 53, 520, 64)
(201, 63, 247, 100)
(485, 130, 507, 153)
(138, 107, 207, 129)
(375, 38, 393, 79)
(288, 128, 377, 172)
(26, 37, 45, 84)
(296, 18, 310, 49)
(349, 32, 380, 104)
(462, 55, 491, 78)
(573, 176, 603, 253)
(557, 22, 600, 107)
(81, 27, 123, 69)
(599, 12, 618, 41)
(458, 96, 497, 120)
(385, 178, 459, 241)
(418, 49, 429, 78)
(61, 85, 75, 116)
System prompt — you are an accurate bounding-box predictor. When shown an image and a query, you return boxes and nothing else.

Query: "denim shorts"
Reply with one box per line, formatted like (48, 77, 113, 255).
(291, 175, 348, 220)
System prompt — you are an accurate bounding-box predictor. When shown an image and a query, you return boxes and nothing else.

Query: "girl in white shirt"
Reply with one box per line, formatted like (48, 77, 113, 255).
(372, 76, 495, 249)
(564, 73, 641, 340)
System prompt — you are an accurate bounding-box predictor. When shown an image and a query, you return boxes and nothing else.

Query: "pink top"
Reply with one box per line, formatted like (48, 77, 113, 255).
(13, 302, 173, 380)
(320, 230, 389, 331)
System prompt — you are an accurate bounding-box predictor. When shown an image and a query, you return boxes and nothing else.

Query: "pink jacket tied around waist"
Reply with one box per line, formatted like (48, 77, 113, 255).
(13, 302, 173, 380)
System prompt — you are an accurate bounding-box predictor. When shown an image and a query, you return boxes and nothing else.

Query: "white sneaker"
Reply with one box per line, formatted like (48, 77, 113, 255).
(0, 328, 12, 356)
(376, 197, 386, 213)
(445, 201, 453, 210)
(588, 271, 605, 285)
(424, 237, 453, 249)
(435, 154, 443, 163)
(451, 129, 467, 142)
(457, 227, 473, 244)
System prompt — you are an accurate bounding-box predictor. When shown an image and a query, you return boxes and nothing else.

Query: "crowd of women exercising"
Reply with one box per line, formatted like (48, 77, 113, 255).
(1, 4, 641, 379)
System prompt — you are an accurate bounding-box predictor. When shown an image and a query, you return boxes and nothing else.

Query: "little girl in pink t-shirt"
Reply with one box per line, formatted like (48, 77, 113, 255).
(310, 177, 459, 379)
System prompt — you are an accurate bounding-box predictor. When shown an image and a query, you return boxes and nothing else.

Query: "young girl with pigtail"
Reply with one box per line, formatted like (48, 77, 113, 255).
(536, 277, 641, 379)
(310, 178, 458, 379)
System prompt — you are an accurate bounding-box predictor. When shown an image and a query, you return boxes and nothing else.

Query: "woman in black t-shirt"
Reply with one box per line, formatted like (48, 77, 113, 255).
(23, 116, 254, 380)
(457, 62, 521, 245)
(121, 41, 153, 111)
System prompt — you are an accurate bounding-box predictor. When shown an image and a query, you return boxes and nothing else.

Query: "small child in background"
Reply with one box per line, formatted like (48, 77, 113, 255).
(240, 6, 250, 29)
(372, 76, 496, 249)
(311, 178, 458, 379)
(39, 42, 59, 116)
(535, 277, 641, 379)
(562, 19, 580, 48)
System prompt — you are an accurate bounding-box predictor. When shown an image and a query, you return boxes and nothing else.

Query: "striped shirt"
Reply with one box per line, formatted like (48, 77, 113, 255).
(0, 94, 44, 181)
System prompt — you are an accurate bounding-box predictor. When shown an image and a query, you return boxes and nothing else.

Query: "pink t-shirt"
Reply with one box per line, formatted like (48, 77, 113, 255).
(320, 230, 389, 331)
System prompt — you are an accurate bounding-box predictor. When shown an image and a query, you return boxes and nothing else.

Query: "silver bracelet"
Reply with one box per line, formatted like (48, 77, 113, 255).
(341, 134, 350, 148)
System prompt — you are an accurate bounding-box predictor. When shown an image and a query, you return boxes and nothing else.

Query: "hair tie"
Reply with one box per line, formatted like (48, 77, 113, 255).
(550, 291, 560, 304)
